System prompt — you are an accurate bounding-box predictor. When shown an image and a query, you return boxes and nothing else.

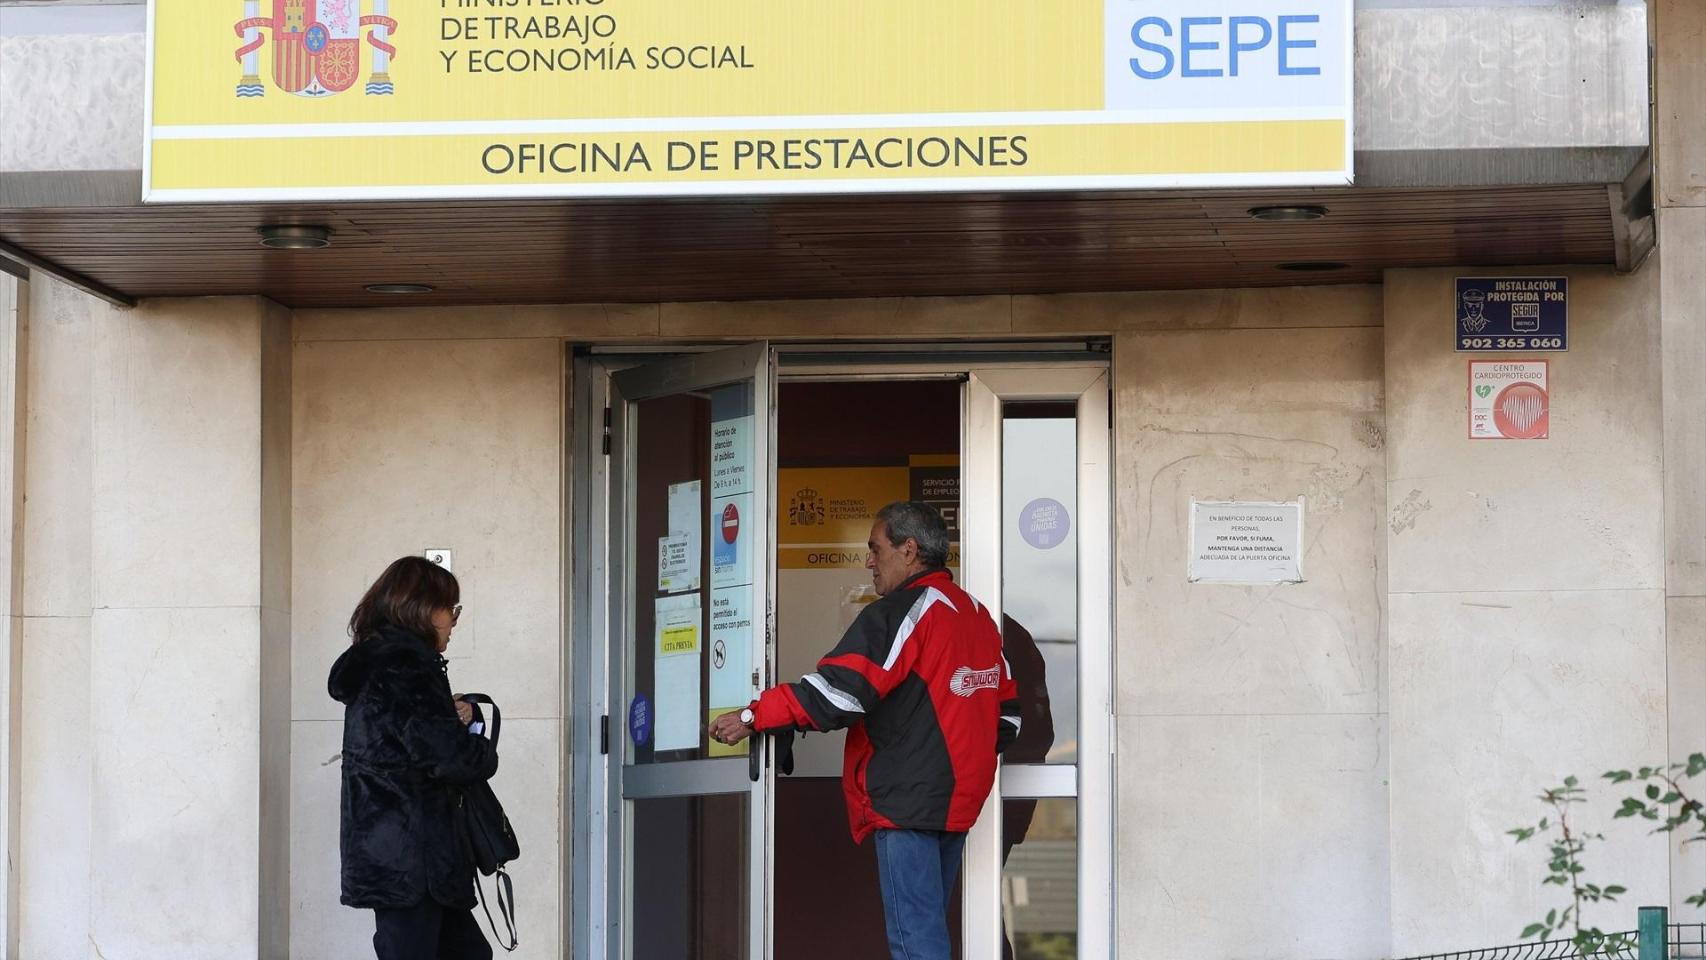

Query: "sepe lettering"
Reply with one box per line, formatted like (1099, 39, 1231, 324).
(1128, 13, 1322, 79)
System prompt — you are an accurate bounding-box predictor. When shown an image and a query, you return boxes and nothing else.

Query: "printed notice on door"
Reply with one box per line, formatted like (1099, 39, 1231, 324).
(1188, 500, 1305, 583)
(658, 480, 702, 593)
(653, 592, 703, 752)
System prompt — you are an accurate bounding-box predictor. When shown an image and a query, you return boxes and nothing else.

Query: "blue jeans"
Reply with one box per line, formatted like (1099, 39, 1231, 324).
(873, 828, 967, 960)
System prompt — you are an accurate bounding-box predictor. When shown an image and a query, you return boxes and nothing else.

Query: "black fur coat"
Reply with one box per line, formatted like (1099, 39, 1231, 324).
(328, 626, 498, 909)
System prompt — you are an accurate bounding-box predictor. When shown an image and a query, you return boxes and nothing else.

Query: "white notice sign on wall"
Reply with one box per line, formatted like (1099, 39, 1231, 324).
(1188, 499, 1305, 583)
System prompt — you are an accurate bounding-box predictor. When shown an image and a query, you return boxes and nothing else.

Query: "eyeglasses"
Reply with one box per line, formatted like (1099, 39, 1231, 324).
(451, 604, 463, 624)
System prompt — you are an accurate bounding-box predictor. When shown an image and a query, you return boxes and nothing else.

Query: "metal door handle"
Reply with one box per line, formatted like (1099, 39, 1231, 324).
(749, 734, 761, 782)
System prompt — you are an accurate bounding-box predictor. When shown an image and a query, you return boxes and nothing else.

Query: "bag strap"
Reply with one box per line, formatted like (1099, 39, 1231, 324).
(475, 865, 519, 952)
(460, 693, 501, 748)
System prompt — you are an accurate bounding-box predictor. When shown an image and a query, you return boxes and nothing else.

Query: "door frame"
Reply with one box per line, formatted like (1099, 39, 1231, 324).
(960, 365, 1113, 960)
(570, 345, 1114, 960)
(582, 343, 777, 960)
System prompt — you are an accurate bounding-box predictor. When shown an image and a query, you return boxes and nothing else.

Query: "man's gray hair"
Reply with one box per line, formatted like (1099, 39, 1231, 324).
(875, 501, 952, 568)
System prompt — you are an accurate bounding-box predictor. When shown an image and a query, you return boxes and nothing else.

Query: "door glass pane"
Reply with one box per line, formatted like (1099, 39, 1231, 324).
(1002, 799, 1078, 960)
(628, 381, 756, 764)
(1002, 405, 1078, 765)
(631, 794, 750, 959)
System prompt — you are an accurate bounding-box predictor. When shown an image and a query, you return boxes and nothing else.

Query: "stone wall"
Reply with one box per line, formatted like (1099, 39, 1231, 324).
(16, 283, 291, 959)
(1384, 266, 1670, 953)
(4, 263, 1695, 957)
(289, 333, 566, 960)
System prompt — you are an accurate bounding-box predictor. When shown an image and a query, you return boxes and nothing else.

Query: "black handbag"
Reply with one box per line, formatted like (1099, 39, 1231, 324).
(458, 693, 520, 952)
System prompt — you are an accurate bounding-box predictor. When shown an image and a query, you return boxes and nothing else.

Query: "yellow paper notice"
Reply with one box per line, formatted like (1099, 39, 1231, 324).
(660, 623, 699, 655)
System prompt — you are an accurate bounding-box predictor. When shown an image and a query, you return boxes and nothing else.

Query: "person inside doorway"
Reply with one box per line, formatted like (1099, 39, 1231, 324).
(711, 501, 1021, 960)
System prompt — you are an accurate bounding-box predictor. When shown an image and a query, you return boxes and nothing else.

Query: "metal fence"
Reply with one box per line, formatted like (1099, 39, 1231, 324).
(1395, 910, 1701, 960)
(1392, 937, 1636, 960)
(1671, 923, 1705, 959)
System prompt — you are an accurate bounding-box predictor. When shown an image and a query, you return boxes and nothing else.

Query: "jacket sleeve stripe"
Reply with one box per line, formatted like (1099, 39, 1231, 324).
(817, 662, 881, 709)
(790, 672, 868, 731)
(819, 652, 886, 689)
(803, 672, 865, 715)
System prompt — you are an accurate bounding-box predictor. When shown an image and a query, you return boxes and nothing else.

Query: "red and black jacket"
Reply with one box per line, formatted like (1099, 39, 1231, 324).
(750, 569, 1020, 843)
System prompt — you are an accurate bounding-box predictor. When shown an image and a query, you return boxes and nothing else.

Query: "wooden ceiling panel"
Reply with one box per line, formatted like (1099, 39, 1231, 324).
(0, 183, 1616, 308)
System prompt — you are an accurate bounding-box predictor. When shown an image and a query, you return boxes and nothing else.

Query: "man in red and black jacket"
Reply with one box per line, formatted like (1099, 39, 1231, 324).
(712, 501, 1020, 960)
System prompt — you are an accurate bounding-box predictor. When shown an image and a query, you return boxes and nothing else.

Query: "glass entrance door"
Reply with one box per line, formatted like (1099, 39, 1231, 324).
(961, 366, 1112, 960)
(581, 347, 1111, 960)
(605, 343, 775, 960)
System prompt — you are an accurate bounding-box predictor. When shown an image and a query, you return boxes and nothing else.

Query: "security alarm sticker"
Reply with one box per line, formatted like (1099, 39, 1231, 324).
(1455, 278, 1567, 352)
(1469, 361, 1549, 440)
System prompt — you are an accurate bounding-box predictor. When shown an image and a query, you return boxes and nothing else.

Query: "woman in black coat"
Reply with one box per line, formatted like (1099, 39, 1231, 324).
(329, 556, 499, 960)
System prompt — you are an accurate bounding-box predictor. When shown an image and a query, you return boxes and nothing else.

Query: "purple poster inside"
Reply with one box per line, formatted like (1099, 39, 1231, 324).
(1019, 497, 1070, 550)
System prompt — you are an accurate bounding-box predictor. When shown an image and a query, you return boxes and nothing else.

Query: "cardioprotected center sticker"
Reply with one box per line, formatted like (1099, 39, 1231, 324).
(1469, 361, 1549, 440)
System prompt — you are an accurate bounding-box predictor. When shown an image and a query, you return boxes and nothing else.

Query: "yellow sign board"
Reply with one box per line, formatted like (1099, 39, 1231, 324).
(778, 459, 960, 569)
(781, 466, 909, 549)
(145, 0, 1352, 200)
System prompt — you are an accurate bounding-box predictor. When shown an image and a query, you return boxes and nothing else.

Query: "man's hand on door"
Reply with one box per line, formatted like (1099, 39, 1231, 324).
(710, 710, 755, 745)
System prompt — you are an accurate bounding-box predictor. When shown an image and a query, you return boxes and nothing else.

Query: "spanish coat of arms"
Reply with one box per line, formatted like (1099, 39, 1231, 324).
(233, 0, 399, 98)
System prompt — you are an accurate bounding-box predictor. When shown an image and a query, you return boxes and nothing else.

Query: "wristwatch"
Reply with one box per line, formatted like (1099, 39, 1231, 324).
(740, 708, 755, 725)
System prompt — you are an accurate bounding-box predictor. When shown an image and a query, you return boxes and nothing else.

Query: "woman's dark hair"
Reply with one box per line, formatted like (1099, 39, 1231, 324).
(348, 555, 460, 645)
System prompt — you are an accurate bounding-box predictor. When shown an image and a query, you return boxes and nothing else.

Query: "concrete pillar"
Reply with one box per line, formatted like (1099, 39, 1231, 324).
(84, 296, 290, 959)
(1654, 0, 1706, 919)
(0, 270, 27, 959)
(1384, 266, 1670, 953)
(1107, 287, 1390, 959)
(17, 273, 100, 959)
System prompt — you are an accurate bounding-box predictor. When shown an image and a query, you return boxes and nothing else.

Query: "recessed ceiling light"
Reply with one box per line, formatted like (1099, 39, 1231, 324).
(1276, 261, 1349, 272)
(256, 225, 332, 249)
(364, 282, 435, 294)
(1248, 205, 1329, 222)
